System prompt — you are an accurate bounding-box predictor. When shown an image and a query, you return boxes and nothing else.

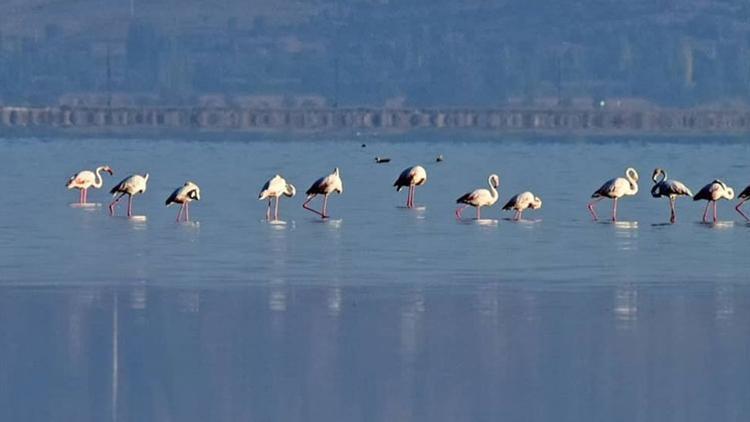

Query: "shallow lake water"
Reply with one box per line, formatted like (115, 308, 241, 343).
(1, 135, 749, 421)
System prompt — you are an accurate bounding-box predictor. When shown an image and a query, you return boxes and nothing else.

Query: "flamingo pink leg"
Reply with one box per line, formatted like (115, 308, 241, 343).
(109, 193, 124, 215)
(702, 201, 711, 223)
(266, 200, 272, 220)
(78, 189, 84, 204)
(455, 205, 468, 220)
(84, 188, 89, 204)
(669, 197, 677, 223)
(713, 201, 718, 222)
(127, 195, 133, 217)
(274, 197, 280, 220)
(587, 198, 602, 221)
(322, 194, 329, 218)
(476, 206, 481, 220)
(185, 202, 190, 222)
(176, 203, 184, 222)
(612, 198, 618, 222)
(736, 199, 750, 221)
(303, 195, 325, 218)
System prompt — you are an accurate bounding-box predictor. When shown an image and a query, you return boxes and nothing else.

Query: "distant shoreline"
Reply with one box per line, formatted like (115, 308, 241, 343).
(2, 105, 750, 136)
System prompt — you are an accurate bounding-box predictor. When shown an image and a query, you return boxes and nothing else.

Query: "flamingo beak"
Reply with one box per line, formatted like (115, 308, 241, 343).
(107, 168, 114, 175)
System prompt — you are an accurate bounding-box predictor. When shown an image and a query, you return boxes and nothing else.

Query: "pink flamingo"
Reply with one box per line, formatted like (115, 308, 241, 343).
(166, 181, 201, 222)
(109, 173, 149, 217)
(455, 174, 500, 220)
(66, 166, 114, 204)
(394, 165, 427, 208)
(502, 191, 542, 220)
(587, 168, 639, 221)
(303, 168, 343, 219)
(258, 175, 296, 221)
(693, 179, 735, 223)
(650, 168, 693, 223)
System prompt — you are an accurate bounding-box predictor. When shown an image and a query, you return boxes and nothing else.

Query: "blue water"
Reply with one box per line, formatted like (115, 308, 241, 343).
(1, 136, 749, 421)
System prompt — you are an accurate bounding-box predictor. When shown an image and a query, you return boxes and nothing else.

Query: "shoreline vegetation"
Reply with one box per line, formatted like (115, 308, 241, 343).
(3, 104, 750, 136)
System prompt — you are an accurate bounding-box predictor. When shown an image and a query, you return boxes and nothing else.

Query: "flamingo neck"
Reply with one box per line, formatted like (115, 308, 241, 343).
(488, 178, 498, 198)
(93, 166, 106, 188)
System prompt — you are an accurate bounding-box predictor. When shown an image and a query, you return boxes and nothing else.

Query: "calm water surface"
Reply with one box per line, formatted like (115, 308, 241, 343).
(0, 136, 749, 421)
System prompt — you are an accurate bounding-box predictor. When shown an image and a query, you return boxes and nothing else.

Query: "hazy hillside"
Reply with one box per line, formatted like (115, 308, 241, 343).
(3, 0, 750, 107)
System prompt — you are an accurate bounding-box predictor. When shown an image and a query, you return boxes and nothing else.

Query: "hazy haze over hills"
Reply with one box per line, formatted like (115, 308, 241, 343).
(2, 0, 750, 107)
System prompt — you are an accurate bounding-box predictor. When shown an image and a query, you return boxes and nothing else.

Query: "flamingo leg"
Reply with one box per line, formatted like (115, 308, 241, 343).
(274, 196, 280, 220)
(82, 188, 87, 204)
(266, 200, 272, 220)
(176, 203, 184, 222)
(455, 205, 468, 220)
(406, 185, 412, 208)
(587, 198, 602, 221)
(322, 194, 329, 218)
(109, 193, 125, 216)
(669, 197, 676, 223)
(612, 197, 618, 222)
(713, 200, 718, 222)
(127, 195, 133, 217)
(78, 189, 84, 204)
(516, 210, 522, 221)
(736, 199, 750, 221)
(702, 201, 711, 223)
(185, 202, 190, 222)
(303, 195, 325, 218)
(476, 205, 481, 220)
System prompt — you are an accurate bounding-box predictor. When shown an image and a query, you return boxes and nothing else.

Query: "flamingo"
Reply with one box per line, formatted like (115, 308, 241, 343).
(650, 168, 693, 223)
(108, 173, 149, 217)
(66, 166, 114, 204)
(166, 181, 201, 222)
(303, 168, 343, 219)
(502, 191, 542, 220)
(736, 185, 750, 221)
(394, 165, 427, 208)
(693, 179, 735, 223)
(455, 174, 500, 220)
(587, 167, 639, 221)
(259, 175, 296, 221)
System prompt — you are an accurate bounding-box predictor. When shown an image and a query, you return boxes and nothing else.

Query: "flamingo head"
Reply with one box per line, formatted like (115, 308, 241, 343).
(285, 183, 296, 198)
(103, 166, 114, 175)
(489, 174, 500, 189)
(651, 168, 664, 183)
(531, 196, 543, 210)
(626, 167, 639, 182)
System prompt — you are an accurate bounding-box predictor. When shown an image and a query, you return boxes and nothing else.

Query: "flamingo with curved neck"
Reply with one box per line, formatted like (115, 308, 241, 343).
(650, 168, 693, 223)
(587, 167, 639, 222)
(693, 179, 735, 223)
(66, 165, 114, 204)
(455, 174, 500, 220)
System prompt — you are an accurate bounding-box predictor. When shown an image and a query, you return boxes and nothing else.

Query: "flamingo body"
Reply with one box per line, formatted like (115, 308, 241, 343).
(502, 191, 542, 220)
(66, 165, 114, 204)
(587, 168, 639, 221)
(455, 174, 500, 220)
(166, 181, 201, 222)
(303, 168, 342, 218)
(694, 179, 735, 223)
(394, 165, 427, 208)
(109, 173, 149, 217)
(259, 175, 296, 220)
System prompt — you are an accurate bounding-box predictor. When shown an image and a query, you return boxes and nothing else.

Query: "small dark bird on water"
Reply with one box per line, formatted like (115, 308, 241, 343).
(436, 154, 444, 162)
(361, 143, 366, 148)
(375, 156, 391, 163)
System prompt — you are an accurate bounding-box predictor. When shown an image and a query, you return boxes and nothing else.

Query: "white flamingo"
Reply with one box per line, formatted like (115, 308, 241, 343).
(455, 174, 500, 220)
(109, 173, 149, 217)
(693, 179, 735, 223)
(394, 165, 427, 208)
(650, 168, 693, 223)
(259, 175, 296, 221)
(166, 181, 201, 222)
(587, 167, 639, 221)
(736, 185, 750, 221)
(303, 168, 343, 219)
(502, 191, 542, 220)
(66, 165, 114, 204)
